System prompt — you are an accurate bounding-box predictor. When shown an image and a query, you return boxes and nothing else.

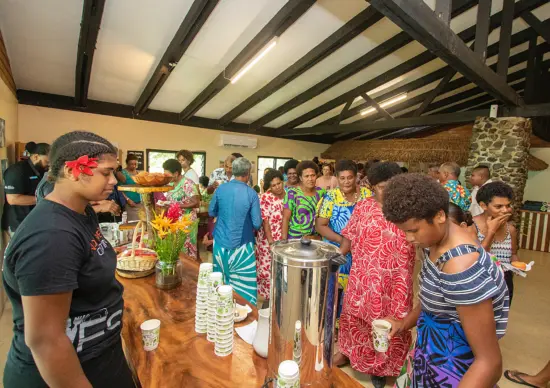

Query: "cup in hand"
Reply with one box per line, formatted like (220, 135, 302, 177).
(372, 319, 392, 353)
(140, 319, 161, 351)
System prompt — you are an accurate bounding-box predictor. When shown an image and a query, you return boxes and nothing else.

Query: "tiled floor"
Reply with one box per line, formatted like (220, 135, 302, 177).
(0, 249, 548, 387)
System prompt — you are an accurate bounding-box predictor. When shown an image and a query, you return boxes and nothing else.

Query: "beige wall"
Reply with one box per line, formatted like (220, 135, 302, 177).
(17, 105, 329, 182)
(0, 77, 18, 313)
(524, 148, 550, 202)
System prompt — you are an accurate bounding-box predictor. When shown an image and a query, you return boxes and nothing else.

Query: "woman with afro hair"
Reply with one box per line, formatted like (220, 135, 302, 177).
(382, 173, 509, 388)
(3, 131, 135, 387)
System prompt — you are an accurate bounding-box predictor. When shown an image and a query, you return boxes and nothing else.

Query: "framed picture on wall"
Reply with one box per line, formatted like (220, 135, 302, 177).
(0, 118, 5, 148)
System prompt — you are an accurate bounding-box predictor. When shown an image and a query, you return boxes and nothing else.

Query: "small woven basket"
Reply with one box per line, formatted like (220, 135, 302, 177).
(116, 221, 157, 272)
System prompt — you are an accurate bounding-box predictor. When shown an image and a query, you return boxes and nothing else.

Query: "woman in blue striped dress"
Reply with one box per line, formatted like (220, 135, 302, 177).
(381, 173, 509, 387)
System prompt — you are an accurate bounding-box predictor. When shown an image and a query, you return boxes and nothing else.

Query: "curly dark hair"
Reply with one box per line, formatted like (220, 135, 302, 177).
(49, 131, 117, 180)
(126, 154, 138, 164)
(366, 162, 402, 186)
(263, 169, 284, 192)
(476, 181, 513, 205)
(364, 159, 381, 175)
(297, 160, 319, 178)
(162, 159, 182, 174)
(284, 159, 299, 174)
(335, 159, 357, 176)
(383, 173, 450, 224)
(176, 149, 194, 164)
(448, 202, 473, 226)
(199, 175, 209, 187)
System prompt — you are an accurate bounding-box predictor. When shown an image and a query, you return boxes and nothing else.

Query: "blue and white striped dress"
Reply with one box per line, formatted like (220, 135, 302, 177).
(413, 244, 509, 387)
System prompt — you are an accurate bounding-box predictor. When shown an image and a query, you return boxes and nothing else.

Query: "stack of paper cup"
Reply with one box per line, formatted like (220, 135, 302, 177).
(207, 272, 223, 342)
(277, 360, 300, 388)
(214, 285, 234, 357)
(372, 319, 392, 353)
(195, 263, 213, 334)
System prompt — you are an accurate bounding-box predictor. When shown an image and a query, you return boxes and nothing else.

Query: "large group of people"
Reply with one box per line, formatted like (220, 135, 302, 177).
(1, 130, 541, 388)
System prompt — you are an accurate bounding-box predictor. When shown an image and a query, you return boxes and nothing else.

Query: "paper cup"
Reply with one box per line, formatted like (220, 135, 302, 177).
(277, 360, 300, 387)
(140, 319, 161, 351)
(372, 319, 392, 353)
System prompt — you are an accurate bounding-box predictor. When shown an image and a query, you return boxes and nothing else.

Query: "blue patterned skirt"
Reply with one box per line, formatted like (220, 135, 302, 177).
(412, 312, 474, 387)
(213, 241, 257, 305)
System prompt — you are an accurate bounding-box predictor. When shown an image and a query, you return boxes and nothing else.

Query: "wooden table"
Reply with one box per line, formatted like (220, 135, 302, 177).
(118, 256, 363, 388)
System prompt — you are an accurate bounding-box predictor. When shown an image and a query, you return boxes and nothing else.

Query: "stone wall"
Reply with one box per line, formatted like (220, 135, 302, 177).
(465, 117, 532, 224)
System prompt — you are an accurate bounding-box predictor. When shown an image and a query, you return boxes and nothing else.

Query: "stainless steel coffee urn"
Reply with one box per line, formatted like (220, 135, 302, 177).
(267, 239, 346, 387)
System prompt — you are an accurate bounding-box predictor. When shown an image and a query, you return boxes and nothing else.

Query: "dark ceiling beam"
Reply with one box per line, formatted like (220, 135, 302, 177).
(475, 0, 492, 60)
(133, 0, 219, 116)
(360, 92, 393, 119)
(75, 0, 106, 107)
(218, 7, 383, 125)
(280, 110, 488, 136)
(366, 0, 523, 107)
(17, 89, 279, 137)
(497, 0, 515, 77)
(249, 0, 478, 129)
(374, 125, 433, 139)
(435, 0, 452, 25)
(320, 25, 546, 126)
(178, 0, 315, 121)
(338, 99, 354, 124)
(413, 68, 457, 116)
(521, 11, 550, 43)
(278, 0, 545, 131)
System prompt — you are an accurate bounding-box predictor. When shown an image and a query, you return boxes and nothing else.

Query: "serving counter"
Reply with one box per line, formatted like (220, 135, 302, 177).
(117, 256, 363, 388)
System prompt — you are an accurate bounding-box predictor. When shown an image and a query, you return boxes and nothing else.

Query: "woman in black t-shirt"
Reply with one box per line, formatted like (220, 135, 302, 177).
(3, 131, 135, 388)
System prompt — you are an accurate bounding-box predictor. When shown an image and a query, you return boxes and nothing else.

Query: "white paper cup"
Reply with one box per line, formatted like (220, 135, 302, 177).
(140, 319, 161, 351)
(372, 319, 392, 353)
(277, 360, 300, 387)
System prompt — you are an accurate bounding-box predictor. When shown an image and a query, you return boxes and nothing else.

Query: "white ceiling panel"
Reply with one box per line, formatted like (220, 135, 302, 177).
(0, 0, 83, 96)
(235, 16, 403, 123)
(149, 0, 286, 113)
(196, 0, 368, 119)
(88, 0, 195, 105)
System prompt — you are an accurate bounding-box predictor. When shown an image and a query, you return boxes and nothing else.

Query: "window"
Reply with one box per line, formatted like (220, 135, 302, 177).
(146, 149, 206, 177)
(257, 156, 291, 183)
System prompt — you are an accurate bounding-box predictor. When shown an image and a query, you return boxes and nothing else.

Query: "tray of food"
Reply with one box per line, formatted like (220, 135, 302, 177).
(133, 172, 172, 187)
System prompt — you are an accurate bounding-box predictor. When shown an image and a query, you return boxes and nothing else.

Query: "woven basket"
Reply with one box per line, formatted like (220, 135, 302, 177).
(116, 221, 158, 272)
(134, 172, 172, 187)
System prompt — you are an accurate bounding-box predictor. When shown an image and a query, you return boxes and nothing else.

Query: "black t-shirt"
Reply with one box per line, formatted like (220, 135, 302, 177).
(2, 160, 43, 231)
(2, 200, 124, 364)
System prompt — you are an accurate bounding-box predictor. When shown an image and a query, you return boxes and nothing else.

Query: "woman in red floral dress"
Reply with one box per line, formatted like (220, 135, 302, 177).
(339, 162, 416, 388)
(256, 169, 285, 301)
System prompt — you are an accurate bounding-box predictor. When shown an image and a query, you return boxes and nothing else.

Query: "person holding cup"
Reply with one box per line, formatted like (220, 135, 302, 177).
(336, 162, 415, 388)
(382, 173, 509, 388)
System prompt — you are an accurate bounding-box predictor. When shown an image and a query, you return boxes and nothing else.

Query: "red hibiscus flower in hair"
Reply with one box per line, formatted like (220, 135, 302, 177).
(65, 155, 98, 178)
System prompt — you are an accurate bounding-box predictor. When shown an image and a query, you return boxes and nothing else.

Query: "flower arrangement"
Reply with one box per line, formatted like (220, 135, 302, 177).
(151, 203, 193, 276)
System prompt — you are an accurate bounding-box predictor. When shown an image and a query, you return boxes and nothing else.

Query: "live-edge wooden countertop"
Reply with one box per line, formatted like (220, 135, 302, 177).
(117, 256, 364, 388)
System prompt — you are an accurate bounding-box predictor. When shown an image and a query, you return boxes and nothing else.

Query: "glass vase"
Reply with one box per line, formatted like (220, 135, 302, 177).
(155, 261, 182, 290)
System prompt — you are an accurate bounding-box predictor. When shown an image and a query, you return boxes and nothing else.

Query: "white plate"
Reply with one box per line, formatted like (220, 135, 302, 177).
(234, 303, 253, 322)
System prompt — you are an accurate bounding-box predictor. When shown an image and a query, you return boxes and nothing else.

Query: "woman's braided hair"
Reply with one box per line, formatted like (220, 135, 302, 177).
(49, 131, 117, 181)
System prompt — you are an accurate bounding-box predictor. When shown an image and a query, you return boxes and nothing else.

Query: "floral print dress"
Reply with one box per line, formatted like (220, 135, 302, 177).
(255, 191, 284, 299)
(339, 197, 416, 377)
(165, 177, 199, 258)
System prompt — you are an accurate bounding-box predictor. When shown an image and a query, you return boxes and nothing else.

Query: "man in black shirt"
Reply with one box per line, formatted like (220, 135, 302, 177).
(2, 143, 50, 235)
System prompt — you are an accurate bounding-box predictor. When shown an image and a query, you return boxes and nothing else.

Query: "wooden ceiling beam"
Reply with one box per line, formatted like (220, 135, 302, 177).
(475, 0, 492, 60)
(521, 11, 550, 43)
(133, 0, 220, 116)
(250, 0, 478, 129)
(278, 0, 545, 131)
(75, 0, 106, 107)
(217, 6, 383, 125)
(366, 0, 523, 106)
(178, 0, 315, 121)
(320, 24, 546, 125)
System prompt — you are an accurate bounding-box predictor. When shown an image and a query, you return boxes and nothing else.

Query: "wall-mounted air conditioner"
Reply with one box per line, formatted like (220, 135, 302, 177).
(219, 134, 258, 149)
